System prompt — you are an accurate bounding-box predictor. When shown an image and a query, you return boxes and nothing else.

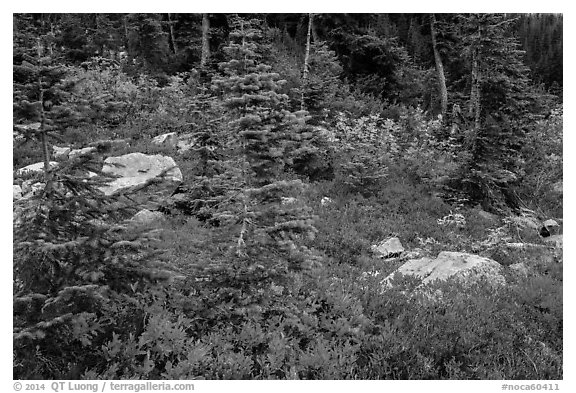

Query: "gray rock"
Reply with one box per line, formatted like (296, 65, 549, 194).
(100, 153, 182, 208)
(176, 133, 198, 153)
(541, 219, 561, 236)
(16, 161, 58, 177)
(320, 196, 334, 206)
(53, 146, 71, 160)
(152, 132, 178, 148)
(509, 263, 529, 278)
(505, 242, 547, 250)
(372, 237, 404, 258)
(13, 185, 22, 200)
(131, 209, 166, 225)
(543, 234, 563, 248)
(385, 251, 505, 287)
(21, 180, 45, 198)
(69, 146, 97, 159)
(281, 197, 297, 205)
(543, 219, 559, 228)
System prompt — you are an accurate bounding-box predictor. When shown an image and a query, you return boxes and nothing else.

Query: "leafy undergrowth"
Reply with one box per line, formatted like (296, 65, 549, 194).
(89, 180, 560, 381)
(13, 149, 562, 380)
(79, 214, 564, 379)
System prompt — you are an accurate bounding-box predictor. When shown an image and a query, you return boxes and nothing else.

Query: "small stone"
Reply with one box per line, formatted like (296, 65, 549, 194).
(321, 196, 333, 206)
(372, 237, 404, 258)
(69, 146, 97, 159)
(53, 146, 71, 160)
(509, 263, 529, 277)
(543, 234, 563, 248)
(281, 197, 297, 205)
(131, 209, 166, 225)
(152, 132, 178, 148)
(13, 185, 22, 200)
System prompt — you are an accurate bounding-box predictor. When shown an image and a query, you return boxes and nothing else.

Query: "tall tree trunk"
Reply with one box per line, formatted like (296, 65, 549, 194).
(201, 13, 210, 67)
(430, 14, 448, 118)
(311, 17, 319, 43)
(167, 13, 178, 55)
(301, 13, 313, 111)
(36, 40, 52, 191)
(470, 45, 481, 130)
(123, 15, 130, 53)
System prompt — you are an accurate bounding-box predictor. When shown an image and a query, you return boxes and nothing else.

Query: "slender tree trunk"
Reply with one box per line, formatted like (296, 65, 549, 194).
(123, 15, 130, 53)
(167, 13, 178, 55)
(301, 13, 313, 111)
(311, 17, 319, 43)
(39, 80, 50, 176)
(36, 39, 52, 191)
(201, 13, 210, 67)
(469, 45, 481, 130)
(430, 14, 448, 118)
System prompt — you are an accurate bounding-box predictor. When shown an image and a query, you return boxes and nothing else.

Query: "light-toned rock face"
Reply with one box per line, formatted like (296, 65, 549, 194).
(543, 219, 559, 228)
(386, 251, 504, 287)
(13, 185, 22, 200)
(372, 237, 404, 258)
(15, 161, 58, 177)
(176, 133, 198, 153)
(509, 262, 529, 278)
(53, 146, 71, 160)
(152, 132, 178, 148)
(69, 146, 97, 159)
(544, 234, 563, 248)
(320, 197, 333, 206)
(131, 209, 166, 224)
(99, 153, 182, 207)
(281, 197, 297, 205)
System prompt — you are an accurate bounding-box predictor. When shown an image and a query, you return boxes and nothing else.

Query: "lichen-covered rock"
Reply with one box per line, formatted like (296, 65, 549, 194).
(176, 133, 198, 153)
(13, 185, 22, 200)
(152, 132, 178, 148)
(509, 262, 529, 278)
(385, 251, 505, 287)
(543, 234, 563, 249)
(69, 146, 97, 159)
(281, 197, 298, 205)
(130, 209, 166, 225)
(53, 146, 71, 160)
(15, 161, 58, 177)
(371, 237, 404, 258)
(100, 152, 183, 208)
(22, 181, 44, 197)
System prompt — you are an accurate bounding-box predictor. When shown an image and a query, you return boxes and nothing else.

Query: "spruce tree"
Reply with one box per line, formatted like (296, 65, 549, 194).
(13, 26, 178, 379)
(211, 16, 318, 264)
(452, 14, 538, 210)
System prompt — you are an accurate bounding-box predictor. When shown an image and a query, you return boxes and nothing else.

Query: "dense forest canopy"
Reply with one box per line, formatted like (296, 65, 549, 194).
(13, 13, 562, 380)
